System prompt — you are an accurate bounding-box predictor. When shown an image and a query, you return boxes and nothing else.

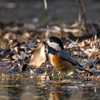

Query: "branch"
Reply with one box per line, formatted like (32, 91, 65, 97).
(78, 0, 87, 31)
(44, 0, 47, 9)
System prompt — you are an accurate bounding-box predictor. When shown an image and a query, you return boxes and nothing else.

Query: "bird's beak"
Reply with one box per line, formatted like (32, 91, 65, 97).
(43, 41, 49, 54)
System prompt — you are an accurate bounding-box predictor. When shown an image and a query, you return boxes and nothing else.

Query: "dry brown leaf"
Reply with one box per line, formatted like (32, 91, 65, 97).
(29, 43, 46, 68)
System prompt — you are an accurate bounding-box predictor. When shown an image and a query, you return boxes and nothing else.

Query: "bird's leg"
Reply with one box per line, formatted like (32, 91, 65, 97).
(52, 68, 55, 76)
(58, 71, 61, 81)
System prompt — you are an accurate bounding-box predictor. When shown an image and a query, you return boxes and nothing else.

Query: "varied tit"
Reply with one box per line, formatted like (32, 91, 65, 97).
(43, 36, 92, 74)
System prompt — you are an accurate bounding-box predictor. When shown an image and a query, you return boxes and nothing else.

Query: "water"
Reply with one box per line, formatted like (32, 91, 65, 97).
(0, 67, 100, 100)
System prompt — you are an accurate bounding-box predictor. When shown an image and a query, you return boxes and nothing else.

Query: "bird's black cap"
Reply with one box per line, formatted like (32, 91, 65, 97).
(49, 36, 64, 49)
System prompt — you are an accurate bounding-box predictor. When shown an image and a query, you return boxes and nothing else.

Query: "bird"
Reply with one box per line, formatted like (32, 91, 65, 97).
(43, 36, 92, 74)
(29, 42, 46, 68)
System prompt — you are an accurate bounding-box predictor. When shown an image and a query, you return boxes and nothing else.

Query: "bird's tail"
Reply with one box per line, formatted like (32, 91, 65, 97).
(76, 61, 84, 68)
(75, 61, 93, 75)
(74, 65, 92, 75)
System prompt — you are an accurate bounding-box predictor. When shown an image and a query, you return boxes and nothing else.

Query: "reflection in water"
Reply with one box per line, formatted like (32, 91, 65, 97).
(1, 74, 100, 100)
(49, 86, 71, 100)
(7, 79, 23, 100)
(0, 76, 41, 100)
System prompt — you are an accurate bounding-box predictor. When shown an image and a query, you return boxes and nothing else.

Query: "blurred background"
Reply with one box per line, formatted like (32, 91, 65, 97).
(0, 0, 100, 24)
(0, 0, 100, 49)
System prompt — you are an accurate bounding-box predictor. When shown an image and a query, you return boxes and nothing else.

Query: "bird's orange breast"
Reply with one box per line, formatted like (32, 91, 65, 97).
(48, 53, 72, 71)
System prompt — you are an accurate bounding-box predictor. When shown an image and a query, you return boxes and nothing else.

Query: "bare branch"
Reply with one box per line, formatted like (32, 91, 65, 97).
(78, 0, 87, 31)
(44, 0, 47, 9)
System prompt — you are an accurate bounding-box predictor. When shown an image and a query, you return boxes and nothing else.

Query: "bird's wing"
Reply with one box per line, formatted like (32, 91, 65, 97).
(58, 51, 82, 66)
(58, 51, 92, 73)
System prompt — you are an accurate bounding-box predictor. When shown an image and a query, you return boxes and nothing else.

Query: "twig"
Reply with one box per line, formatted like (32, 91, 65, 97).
(78, 0, 87, 31)
(46, 25, 49, 40)
(44, 0, 47, 9)
(78, 6, 81, 24)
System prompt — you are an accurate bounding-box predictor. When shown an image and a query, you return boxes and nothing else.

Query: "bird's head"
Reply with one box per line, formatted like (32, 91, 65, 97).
(43, 41, 57, 55)
(46, 36, 64, 51)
